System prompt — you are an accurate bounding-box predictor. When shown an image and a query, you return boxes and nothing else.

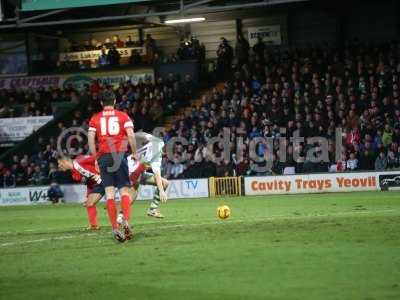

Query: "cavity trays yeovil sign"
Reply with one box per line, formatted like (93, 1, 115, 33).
(245, 173, 378, 195)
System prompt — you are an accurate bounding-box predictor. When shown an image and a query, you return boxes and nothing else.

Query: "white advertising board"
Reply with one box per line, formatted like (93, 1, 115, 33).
(247, 25, 281, 47)
(0, 116, 53, 142)
(244, 172, 400, 196)
(59, 47, 146, 62)
(0, 178, 209, 206)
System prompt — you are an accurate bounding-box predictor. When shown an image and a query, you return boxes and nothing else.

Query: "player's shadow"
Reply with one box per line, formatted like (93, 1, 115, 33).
(131, 231, 159, 242)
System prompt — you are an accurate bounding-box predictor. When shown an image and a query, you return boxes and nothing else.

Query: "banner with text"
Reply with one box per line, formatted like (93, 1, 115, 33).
(61, 179, 208, 203)
(0, 179, 208, 205)
(247, 25, 281, 47)
(0, 186, 50, 205)
(59, 47, 146, 62)
(243, 172, 400, 196)
(0, 75, 63, 89)
(62, 68, 153, 90)
(0, 67, 154, 90)
(137, 178, 209, 200)
(0, 116, 53, 142)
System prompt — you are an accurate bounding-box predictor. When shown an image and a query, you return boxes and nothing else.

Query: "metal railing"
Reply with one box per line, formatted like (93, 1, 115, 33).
(209, 176, 243, 197)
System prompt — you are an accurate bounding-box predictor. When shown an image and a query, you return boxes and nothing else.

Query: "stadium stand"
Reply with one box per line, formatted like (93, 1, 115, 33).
(1, 40, 400, 186)
(0, 73, 194, 187)
(164, 41, 400, 178)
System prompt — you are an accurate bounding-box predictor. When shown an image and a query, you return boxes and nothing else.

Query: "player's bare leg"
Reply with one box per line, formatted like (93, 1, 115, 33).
(142, 175, 169, 218)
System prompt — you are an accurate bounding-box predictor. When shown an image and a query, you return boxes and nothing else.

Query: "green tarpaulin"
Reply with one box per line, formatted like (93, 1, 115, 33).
(21, 0, 149, 11)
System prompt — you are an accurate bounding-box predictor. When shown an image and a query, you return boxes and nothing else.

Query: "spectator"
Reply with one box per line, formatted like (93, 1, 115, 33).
(97, 48, 109, 67)
(169, 157, 185, 179)
(0, 103, 10, 118)
(336, 154, 347, 172)
(129, 49, 142, 65)
(78, 60, 88, 70)
(149, 100, 163, 124)
(235, 158, 250, 176)
(30, 165, 46, 186)
(346, 152, 358, 171)
(382, 125, 393, 147)
(112, 35, 124, 48)
(47, 182, 64, 204)
(199, 156, 216, 178)
(182, 75, 195, 106)
(144, 34, 157, 63)
(386, 150, 399, 169)
(216, 159, 234, 177)
(104, 38, 113, 49)
(125, 35, 136, 47)
(375, 151, 388, 171)
(48, 162, 59, 183)
(107, 46, 121, 66)
(0, 162, 7, 178)
(359, 149, 376, 170)
(235, 34, 249, 68)
(3, 170, 16, 188)
(252, 36, 265, 62)
(216, 38, 233, 79)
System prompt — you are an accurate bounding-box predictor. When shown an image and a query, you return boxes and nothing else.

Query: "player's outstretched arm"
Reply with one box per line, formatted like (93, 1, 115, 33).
(154, 171, 167, 203)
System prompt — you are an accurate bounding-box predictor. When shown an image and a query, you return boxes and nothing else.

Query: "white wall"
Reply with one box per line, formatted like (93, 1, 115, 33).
(143, 26, 181, 56)
(191, 20, 237, 59)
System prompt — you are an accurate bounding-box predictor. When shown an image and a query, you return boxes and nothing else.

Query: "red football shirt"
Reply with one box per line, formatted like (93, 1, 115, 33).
(71, 155, 101, 192)
(88, 108, 134, 155)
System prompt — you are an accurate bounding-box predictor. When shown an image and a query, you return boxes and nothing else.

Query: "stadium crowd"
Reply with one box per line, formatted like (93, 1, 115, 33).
(2, 38, 400, 187)
(163, 39, 400, 178)
(0, 73, 195, 187)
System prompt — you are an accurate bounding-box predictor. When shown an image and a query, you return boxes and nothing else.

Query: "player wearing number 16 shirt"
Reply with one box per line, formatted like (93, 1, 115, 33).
(88, 91, 137, 242)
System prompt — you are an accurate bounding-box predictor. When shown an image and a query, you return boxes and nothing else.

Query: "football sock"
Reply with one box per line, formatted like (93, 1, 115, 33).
(150, 188, 160, 210)
(106, 199, 118, 230)
(130, 162, 146, 185)
(121, 195, 132, 222)
(86, 205, 98, 227)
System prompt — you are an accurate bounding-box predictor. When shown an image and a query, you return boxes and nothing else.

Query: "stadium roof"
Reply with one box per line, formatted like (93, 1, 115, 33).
(0, 0, 309, 30)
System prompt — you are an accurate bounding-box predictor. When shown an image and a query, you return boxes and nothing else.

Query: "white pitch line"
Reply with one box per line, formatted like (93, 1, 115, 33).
(0, 233, 95, 247)
(0, 208, 396, 237)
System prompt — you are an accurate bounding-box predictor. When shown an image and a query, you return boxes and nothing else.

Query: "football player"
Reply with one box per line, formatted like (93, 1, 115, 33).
(57, 155, 104, 231)
(128, 132, 168, 218)
(88, 90, 137, 241)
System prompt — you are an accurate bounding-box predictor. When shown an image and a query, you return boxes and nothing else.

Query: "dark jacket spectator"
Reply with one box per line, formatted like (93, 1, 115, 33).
(253, 37, 265, 61)
(375, 152, 388, 171)
(107, 46, 121, 66)
(47, 182, 64, 204)
(3, 170, 16, 188)
(217, 38, 233, 79)
(235, 35, 250, 67)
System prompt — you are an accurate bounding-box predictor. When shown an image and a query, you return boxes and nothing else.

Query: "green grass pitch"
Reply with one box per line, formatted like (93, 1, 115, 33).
(0, 191, 400, 300)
